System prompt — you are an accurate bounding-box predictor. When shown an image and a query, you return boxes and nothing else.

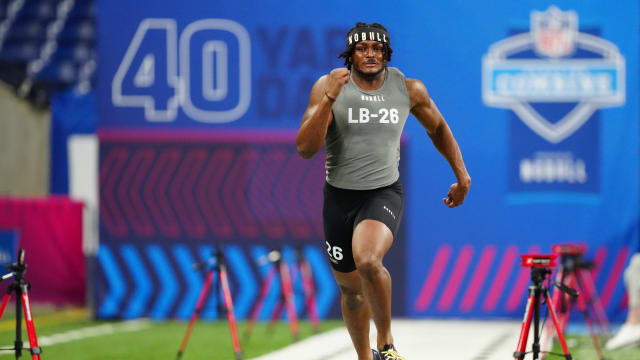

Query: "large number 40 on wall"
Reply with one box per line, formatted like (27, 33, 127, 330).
(111, 18, 251, 123)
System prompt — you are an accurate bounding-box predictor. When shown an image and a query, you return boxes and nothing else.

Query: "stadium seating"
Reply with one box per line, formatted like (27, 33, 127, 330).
(0, 0, 96, 106)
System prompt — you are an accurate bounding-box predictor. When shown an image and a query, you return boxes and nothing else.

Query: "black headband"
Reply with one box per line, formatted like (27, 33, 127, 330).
(346, 27, 390, 48)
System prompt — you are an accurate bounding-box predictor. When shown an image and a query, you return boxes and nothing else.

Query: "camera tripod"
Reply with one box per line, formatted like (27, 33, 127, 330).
(266, 247, 323, 337)
(244, 248, 300, 342)
(514, 255, 574, 360)
(176, 248, 242, 360)
(0, 249, 42, 359)
(540, 244, 609, 360)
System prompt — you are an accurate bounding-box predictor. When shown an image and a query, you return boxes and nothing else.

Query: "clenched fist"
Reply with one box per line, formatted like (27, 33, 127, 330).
(442, 181, 470, 208)
(325, 68, 350, 99)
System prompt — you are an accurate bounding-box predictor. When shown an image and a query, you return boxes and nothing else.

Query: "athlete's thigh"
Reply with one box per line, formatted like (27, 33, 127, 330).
(323, 183, 358, 273)
(354, 181, 404, 242)
(352, 182, 404, 262)
(352, 219, 393, 264)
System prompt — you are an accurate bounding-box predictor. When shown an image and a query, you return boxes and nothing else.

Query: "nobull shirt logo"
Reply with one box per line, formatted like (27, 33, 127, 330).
(481, 6, 626, 195)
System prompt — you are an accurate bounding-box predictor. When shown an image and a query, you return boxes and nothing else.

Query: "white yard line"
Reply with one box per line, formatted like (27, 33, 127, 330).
(0, 319, 150, 355)
(251, 319, 523, 360)
(249, 326, 354, 360)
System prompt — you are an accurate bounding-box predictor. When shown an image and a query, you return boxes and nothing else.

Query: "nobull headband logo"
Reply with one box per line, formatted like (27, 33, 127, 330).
(346, 27, 389, 48)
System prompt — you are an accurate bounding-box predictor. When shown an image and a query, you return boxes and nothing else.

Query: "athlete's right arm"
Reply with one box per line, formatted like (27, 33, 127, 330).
(296, 68, 349, 159)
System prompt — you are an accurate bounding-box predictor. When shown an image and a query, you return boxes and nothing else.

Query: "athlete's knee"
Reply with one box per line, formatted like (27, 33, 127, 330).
(338, 284, 365, 311)
(341, 289, 366, 311)
(354, 255, 384, 280)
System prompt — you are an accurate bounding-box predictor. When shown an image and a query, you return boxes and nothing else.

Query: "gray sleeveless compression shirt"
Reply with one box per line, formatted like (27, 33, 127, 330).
(325, 67, 411, 190)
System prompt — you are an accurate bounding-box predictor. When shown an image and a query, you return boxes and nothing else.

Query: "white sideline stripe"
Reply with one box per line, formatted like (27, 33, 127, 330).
(0, 319, 150, 355)
(249, 326, 353, 360)
(250, 319, 523, 360)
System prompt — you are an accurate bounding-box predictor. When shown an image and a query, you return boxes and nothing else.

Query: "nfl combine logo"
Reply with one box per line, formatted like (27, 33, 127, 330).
(482, 6, 625, 144)
(481, 6, 626, 193)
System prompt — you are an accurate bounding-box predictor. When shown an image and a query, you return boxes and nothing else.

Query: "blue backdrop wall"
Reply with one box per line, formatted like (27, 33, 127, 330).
(95, 0, 639, 320)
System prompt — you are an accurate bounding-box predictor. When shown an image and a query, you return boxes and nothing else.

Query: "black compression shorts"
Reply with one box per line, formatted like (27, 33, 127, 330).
(322, 179, 404, 273)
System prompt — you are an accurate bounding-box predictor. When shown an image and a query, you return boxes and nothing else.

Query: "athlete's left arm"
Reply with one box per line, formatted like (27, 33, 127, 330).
(407, 78, 471, 208)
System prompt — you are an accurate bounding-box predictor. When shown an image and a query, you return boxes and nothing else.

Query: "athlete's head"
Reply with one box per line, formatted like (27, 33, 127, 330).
(339, 22, 393, 78)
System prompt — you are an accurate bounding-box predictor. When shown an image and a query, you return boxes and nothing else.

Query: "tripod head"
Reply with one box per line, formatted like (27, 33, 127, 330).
(520, 254, 556, 287)
(192, 247, 226, 271)
(552, 243, 586, 256)
(2, 249, 26, 282)
(254, 249, 281, 267)
(553, 242, 594, 271)
(6, 249, 25, 272)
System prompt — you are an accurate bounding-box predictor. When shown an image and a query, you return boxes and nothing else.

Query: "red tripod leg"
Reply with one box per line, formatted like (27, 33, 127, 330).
(278, 258, 299, 341)
(578, 269, 611, 334)
(541, 269, 566, 357)
(544, 290, 572, 358)
(219, 263, 243, 360)
(176, 271, 215, 360)
(556, 273, 575, 336)
(244, 266, 276, 340)
(267, 299, 285, 333)
(21, 292, 41, 360)
(300, 259, 320, 332)
(514, 290, 535, 359)
(573, 281, 604, 360)
(0, 293, 11, 320)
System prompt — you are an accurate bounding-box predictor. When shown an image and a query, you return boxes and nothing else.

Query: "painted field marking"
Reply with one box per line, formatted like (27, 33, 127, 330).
(0, 319, 149, 355)
(250, 319, 522, 360)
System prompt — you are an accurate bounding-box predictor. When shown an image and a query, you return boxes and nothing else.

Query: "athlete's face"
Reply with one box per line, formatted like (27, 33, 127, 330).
(351, 40, 386, 76)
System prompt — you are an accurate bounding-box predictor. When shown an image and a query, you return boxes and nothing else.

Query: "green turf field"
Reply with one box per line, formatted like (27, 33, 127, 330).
(4, 308, 640, 359)
(550, 334, 640, 360)
(0, 308, 343, 359)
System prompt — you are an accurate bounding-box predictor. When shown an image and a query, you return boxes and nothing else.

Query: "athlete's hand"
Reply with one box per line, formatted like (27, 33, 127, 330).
(325, 68, 350, 99)
(442, 182, 469, 208)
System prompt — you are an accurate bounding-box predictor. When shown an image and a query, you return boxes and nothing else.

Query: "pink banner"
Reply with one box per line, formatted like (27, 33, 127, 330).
(0, 197, 85, 305)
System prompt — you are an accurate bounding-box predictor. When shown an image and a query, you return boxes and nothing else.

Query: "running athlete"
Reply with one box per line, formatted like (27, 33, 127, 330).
(296, 22, 471, 360)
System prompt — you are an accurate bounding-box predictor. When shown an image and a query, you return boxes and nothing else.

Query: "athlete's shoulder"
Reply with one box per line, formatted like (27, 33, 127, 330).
(315, 73, 329, 85)
(311, 72, 332, 92)
(404, 78, 430, 108)
(405, 78, 428, 96)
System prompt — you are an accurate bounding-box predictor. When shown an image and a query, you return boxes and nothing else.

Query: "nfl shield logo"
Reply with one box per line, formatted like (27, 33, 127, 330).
(531, 6, 577, 58)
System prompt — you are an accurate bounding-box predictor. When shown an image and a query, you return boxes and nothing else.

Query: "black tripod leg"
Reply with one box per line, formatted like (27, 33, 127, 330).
(15, 284, 22, 359)
(533, 288, 540, 359)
